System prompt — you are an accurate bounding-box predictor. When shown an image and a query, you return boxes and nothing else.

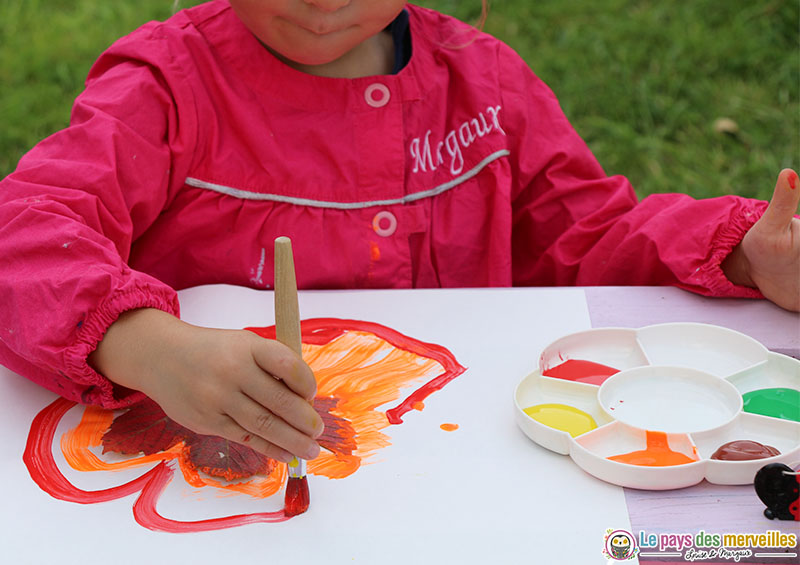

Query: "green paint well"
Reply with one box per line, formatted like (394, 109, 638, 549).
(742, 388, 800, 422)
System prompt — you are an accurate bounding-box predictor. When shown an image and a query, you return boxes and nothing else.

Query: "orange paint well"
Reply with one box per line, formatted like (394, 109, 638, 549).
(608, 431, 698, 467)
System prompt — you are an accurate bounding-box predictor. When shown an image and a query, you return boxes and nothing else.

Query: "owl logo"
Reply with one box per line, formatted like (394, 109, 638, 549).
(603, 529, 638, 561)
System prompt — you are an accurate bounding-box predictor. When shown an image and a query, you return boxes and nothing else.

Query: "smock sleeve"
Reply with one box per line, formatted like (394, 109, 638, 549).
(498, 44, 767, 298)
(0, 28, 196, 408)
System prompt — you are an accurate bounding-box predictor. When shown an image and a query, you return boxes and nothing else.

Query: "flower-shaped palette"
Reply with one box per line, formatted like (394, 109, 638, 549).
(514, 323, 800, 490)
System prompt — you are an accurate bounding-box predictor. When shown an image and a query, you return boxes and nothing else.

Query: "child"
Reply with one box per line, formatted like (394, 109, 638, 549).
(0, 1, 797, 464)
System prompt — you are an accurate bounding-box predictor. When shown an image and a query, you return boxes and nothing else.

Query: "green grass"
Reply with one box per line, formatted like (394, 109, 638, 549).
(1, 0, 797, 200)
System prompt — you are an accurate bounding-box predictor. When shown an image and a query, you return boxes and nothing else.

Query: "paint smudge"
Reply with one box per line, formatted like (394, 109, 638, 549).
(608, 431, 698, 467)
(742, 388, 800, 422)
(369, 241, 381, 261)
(542, 359, 619, 386)
(788, 171, 797, 189)
(24, 318, 466, 533)
(440, 423, 459, 432)
(523, 403, 597, 437)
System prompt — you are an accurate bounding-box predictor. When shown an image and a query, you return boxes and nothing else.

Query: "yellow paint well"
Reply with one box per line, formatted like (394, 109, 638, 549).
(523, 403, 597, 437)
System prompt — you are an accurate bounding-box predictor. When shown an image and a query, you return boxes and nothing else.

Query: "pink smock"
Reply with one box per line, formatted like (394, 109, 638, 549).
(0, 1, 766, 408)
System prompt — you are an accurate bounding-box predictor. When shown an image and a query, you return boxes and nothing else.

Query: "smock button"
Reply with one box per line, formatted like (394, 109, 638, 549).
(364, 83, 390, 108)
(372, 211, 397, 237)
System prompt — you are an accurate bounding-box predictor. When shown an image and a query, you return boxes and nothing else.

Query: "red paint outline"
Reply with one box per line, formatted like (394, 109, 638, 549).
(133, 462, 288, 532)
(23, 397, 289, 531)
(246, 318, 467, 424)
(25, 318, 466, 532)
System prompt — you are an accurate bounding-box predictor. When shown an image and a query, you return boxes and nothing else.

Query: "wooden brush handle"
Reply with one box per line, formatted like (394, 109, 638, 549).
(274, 236, 302, 356)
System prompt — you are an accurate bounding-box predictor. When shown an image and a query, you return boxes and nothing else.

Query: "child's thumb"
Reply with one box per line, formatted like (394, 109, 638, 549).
(758, 169, 800, 230)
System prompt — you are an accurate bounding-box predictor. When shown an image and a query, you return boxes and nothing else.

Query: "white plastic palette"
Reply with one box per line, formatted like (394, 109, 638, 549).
(514, 323, 800, 490)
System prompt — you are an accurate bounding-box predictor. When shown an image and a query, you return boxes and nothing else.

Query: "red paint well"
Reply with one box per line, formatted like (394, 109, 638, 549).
(543, 359, 619, 386)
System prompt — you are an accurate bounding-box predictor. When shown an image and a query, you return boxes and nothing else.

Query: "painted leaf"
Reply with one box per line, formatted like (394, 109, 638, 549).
(314, 397, 357, 456)
(100, 394, 356, 481)
(102, 398, 275, 481)
(102, 398, 190, 455)
(184, 434, 275, 481)
(248, 318, 467, 479)
(27, 317, 465, 533)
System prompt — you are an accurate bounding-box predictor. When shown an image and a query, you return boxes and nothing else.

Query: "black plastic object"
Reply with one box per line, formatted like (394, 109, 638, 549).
(754, 462, 799, 521)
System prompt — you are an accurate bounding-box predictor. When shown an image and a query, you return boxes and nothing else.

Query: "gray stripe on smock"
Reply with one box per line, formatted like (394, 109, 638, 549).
(184, 149, 510, 210)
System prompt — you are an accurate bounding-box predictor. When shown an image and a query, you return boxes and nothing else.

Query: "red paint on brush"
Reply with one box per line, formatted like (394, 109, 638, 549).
(543, 359, 619, 386)
(284, 476, 310, 516)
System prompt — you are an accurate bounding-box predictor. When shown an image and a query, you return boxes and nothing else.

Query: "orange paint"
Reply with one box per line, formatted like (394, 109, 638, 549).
(440, 423, 459, 432)
(302, 329, 444, 478)
(412, 401, 425, 411)
(61, 405, 182, 472)
(58, 319, 465, 502)
(29, 319, 465, 532)
(370, 241, 381, 261)
(608, 431, 698, 467)
(60, 401, 287, 498)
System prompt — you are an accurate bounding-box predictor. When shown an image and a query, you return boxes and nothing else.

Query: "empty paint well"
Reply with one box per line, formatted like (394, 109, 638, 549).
(598, 366, 742, 434)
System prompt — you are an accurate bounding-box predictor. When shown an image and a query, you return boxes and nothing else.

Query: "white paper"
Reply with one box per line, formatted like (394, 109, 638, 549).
(1, 286, 634, 564)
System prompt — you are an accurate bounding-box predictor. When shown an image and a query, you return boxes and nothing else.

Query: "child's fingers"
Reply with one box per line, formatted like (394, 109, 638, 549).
(217, 414, 295, 463)
(230, 394, 321, 461)
(758, 169, 800, 231)
(240, 369, 323, 438)
(250, 338, 317, 401)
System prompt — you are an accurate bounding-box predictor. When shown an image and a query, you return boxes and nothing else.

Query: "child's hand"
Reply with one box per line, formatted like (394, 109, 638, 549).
(722, 169, 800, 311)
(89, 308, 323, 463)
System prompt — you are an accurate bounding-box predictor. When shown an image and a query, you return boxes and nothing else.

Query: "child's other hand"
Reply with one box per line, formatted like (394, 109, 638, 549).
(722, 168, 800, 311)
(89, 309, 323, 463)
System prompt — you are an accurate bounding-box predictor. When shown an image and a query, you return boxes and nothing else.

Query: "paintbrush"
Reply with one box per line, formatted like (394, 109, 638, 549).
(274, 236, 310, 517)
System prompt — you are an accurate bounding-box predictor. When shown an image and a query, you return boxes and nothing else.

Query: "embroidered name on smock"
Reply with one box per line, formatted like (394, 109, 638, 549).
(409, 105, 505, 176)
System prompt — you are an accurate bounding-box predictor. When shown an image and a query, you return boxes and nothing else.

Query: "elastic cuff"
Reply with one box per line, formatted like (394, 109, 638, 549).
(65, 281, 180, 408)
(689, 199, 767, 298)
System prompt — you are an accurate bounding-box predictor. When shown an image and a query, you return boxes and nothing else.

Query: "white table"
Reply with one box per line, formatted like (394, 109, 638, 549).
(1, 286, 797, 565)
